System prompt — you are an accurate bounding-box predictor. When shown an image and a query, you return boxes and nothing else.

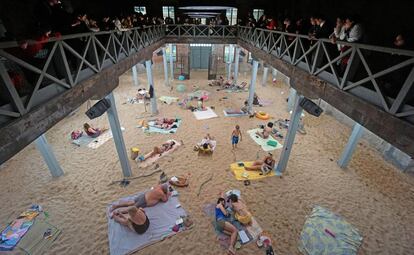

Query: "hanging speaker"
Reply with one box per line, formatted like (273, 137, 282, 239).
(85, 99, 111, 119)
(299, 97, 323, 117)
(149, 86, 154, 98)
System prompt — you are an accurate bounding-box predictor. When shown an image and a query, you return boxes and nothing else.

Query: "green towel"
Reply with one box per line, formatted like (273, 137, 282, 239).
(247, 128, 283, 151)
(267, 140, 278, 147)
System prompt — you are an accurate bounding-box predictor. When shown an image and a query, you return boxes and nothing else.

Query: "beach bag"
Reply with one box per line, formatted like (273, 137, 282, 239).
(267, 140, 278, 147)
(71, 130, 83, 140)
(261, 164, 272, 175)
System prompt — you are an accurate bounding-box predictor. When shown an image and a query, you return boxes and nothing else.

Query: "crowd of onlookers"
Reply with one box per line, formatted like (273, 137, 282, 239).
(0, 0, 412, 106)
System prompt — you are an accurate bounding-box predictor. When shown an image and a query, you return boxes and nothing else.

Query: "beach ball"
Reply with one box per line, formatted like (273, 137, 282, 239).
(176, 84, 186, 93)
(178, 75, 185, 81)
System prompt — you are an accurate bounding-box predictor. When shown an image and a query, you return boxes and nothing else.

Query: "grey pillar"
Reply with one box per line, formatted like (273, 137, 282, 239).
(227, 62, 232, 81)
(338, 123, 364, 168)
(262, 66, 269, 86)
(287, 87, 297, 112)
(247, 60, 259, 113)
(169, 44, 174, 80)
(234, 47, 240, 84)
(275, 93, 304, 175)
(106, 92, 132, 177)
(34, 134, 64, 177)
(272, 67, 278, 81)
(145, 59, 158, 114)
(162, 47, 169, 86)
(132, 65, 139, 86)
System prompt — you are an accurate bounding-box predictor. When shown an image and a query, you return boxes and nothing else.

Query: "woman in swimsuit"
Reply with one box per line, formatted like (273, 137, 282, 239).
(215, 197, 238, 255)
(144, 141, 176, 160)
(244, 153, 275, 175)
(83, 123, 107, 138)
(113, 206, 150, 234)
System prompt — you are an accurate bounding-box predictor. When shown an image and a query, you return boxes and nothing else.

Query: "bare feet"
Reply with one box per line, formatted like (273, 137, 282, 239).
(227, 247, 236, 255)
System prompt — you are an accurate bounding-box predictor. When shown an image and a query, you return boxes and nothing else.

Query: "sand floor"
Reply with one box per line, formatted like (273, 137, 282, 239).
(1, 65, 414, 255)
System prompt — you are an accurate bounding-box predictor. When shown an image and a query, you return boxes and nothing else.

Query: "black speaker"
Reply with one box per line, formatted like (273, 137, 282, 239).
(149, 86, 154, 98)
(85, 99, 111, 119)
(299, 97, 323, 117)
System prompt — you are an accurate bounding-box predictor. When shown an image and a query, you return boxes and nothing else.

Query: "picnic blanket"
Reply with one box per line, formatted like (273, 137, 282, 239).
(107, 192, 188, 255)
(71, 129, 124, 149)
(193, 107, 218, 120)
(298, 205, 363, 255)
(230, 161, 276, 180)
(247, 128, 283, 151)
(137, 140, 181, 168)
(223, 109, 249, 117)
(0, 205, 42, 251)
(159, 96, 179, 105)
(16, 218, 61, 255)
(145, 120, 181, 134)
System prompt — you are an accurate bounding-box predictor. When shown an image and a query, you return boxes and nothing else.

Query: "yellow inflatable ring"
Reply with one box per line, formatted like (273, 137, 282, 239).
(256, 111, 270, 120)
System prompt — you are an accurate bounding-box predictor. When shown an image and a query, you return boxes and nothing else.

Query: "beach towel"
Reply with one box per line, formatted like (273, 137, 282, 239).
(16, 218, 61, 255)
(223, 109, 249, 117)
(137, 140, 181, 168)
(230, 162, 276, 181)
(107, 192, 188, 255)
(298, 205, 363, 255)
(247, 128, 283, 151)
(193, 107, 218, 120)
(71, 129, 124, 149)
(0, 205, 42, 251)
(145, 120, 181, 134)
(258, 99, 273, 106)
(159, 96, 179, 105)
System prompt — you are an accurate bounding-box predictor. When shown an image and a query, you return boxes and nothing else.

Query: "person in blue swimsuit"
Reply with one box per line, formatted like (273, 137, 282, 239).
(231, 125, 242, 149)
(216, 197, 238, 254)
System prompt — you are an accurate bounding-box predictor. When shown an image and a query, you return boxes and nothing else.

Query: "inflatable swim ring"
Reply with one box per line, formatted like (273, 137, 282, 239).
(256, 111, 270, 120)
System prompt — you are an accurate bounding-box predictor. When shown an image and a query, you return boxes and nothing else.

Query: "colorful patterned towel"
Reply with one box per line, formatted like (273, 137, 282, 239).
(0, 205, 42, 251)
(298, 206, 363, 255)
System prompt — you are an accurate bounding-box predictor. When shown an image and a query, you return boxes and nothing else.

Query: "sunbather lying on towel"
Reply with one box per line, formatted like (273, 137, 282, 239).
(112, 206, 150, 235)
(216, 197, 238, 255)
(110, 183, 170, 215)
(152, 118, 179, 130)
(83, 123, 107, 138)
(256, 122, 274, 139)
(244, 153, 275, 175)
(144, 141, 176, 160)
(228, 194, 252, 226)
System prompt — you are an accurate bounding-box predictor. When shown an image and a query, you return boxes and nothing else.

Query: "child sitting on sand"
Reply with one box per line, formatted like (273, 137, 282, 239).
(231, 125, 242, 149)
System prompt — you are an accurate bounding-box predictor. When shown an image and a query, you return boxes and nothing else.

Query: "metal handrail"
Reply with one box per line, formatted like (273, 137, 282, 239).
(0, 25, 413, 124)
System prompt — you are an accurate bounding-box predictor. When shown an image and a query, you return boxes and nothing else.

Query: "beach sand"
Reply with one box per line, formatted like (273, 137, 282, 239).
(0, 65, 414, 255)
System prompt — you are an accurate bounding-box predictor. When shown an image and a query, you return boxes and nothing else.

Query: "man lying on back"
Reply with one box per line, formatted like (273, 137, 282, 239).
(109, 183, 170, 217)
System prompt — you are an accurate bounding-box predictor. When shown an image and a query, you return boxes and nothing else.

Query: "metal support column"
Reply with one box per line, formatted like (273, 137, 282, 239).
(287, 87, 298, 112)
(227, 62, 232, 80)
(247, 59, 259, 113)
(275, 93, 304, 175)
(234, 47, 240, 84)
(131, 65, 139, 86)
(338, 123, 364, 168)
(105, 92, 132, 177)
(145, 59, 158, 114)
(162, 47, 169, 86)
(272, 67, 278, 81)
(262, 66, 269, 86)
(34, 134, 64, 177)
(169, 44, 174, 80)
